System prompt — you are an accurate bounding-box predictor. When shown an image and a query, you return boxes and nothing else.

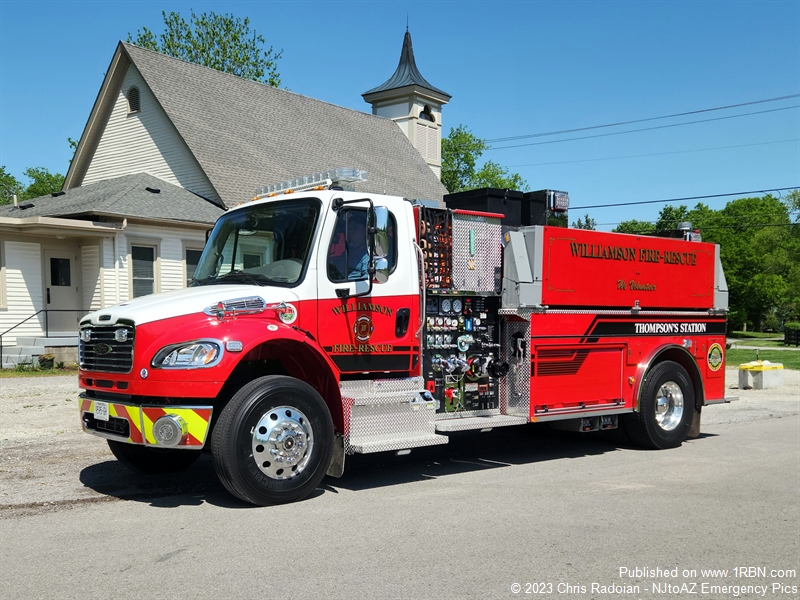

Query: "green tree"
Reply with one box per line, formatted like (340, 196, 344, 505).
(128, 10, 282, 87)
(441, 125, 527, 193)
(19, 167, 64, 200)
(571, 213, 596, 230)
(612, 219, 655, 235)
(0, 166, 22, 205)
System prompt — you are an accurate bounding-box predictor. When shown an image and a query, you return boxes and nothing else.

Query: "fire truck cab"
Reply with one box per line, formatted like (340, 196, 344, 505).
(78, 168, 731, 506)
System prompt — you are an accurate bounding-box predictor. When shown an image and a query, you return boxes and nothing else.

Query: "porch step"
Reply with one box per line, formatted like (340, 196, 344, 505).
(435, 415, 529, 433)
(15, 336, 78, 347)
(1, 345, 45, 368)
(2, 336, 80, 368)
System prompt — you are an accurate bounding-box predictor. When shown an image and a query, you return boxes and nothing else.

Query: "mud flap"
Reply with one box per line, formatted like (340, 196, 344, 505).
(688, 407, 702, 438)
(326, 432, 345, 478)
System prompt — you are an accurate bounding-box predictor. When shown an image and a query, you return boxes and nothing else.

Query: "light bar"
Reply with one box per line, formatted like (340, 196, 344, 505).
(255, 168, 369, 199)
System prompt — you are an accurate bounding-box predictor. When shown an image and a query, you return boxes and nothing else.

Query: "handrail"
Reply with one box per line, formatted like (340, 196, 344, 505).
(0, 309, 89, 367)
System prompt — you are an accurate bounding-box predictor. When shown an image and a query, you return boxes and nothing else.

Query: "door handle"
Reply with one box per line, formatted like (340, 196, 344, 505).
(396, 308, 410, 337)
(47, 288, 51, 304)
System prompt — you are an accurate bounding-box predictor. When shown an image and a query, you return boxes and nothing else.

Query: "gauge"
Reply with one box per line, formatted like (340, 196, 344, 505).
(427, 335, 434, 345)
(427, 317, 435, 327)
(441, 298, 452, 313)
(436, 317, 444, 326)
(435, 335, 443, 345)
(445, 335, 453, 344)
(453, 299, 463, 313)
(474, 318, 481, 326)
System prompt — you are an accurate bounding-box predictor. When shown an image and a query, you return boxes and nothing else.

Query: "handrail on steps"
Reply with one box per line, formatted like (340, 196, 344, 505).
(0, 309, 88, 366)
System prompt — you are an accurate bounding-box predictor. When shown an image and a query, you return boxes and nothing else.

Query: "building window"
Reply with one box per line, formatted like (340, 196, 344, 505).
(185, 248, 203, 286)
(127, 87, 141, 113)
(419, 105, 435, 122)
(131, 245, 155, 297)
(243, 253, 262, 269)
(50, 258, 71, 286)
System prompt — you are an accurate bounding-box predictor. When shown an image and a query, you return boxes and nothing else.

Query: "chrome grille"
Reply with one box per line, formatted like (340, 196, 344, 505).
(79, 323, 135, 373)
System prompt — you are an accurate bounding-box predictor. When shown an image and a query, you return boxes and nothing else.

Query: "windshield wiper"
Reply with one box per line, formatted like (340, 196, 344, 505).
(216, 270, 266, 286)
(190, 275, 218, 287)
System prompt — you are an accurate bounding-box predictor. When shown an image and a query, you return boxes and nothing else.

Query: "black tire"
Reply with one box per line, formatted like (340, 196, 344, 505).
(211, 375, 333, 506)
(107, 439, 201, 474)
(624, 360, 695, 450)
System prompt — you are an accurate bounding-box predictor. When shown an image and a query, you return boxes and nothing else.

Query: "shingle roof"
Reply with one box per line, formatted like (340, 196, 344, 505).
(0, 173, 224, 225)
(363, 31, 451, 99)
(121, 42, 447, 208)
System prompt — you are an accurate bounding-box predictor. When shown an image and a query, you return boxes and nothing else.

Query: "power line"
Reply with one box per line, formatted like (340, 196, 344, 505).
(506, 139, 800, 168)
(485, 94, 800, 143)
(487, 105, 800, 151)
(572, 187, 799, 210)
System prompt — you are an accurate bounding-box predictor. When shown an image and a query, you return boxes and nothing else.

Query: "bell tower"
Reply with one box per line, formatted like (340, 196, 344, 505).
(363, 30, 451, 179)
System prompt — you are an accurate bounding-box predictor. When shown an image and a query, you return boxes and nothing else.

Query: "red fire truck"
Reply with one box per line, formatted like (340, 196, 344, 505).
(78, 168, 731, 506)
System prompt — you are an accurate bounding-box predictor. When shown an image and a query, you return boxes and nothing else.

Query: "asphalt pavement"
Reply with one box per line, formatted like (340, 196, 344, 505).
(1, 369, 797, 599)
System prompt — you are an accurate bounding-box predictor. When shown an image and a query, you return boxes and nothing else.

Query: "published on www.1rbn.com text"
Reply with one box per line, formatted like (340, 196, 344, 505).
(509, 566, 798, 597)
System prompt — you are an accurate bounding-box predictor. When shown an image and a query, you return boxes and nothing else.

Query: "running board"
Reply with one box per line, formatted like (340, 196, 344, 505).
(435, 415, 528, 433)
(349, 434, 448, 454)
(706, 397, 738, 405)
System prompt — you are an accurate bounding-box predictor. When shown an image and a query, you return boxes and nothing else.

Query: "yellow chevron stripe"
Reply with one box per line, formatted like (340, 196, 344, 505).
(123, 405, 143, 434)
(164, 408, 211, 443)
(142, 412, 157, 444)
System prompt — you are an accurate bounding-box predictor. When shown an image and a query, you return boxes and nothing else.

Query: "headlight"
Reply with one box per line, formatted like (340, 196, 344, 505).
(152, 340, 223, 369)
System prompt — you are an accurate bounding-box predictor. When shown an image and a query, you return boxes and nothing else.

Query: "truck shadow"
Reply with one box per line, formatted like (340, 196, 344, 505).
(78, 424, 687, 507)
(331, 425, 627, 493)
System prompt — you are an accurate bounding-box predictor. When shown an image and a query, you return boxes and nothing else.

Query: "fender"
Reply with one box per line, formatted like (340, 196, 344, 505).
(631, 344, 705, 411)
(223, 325, 345, 432)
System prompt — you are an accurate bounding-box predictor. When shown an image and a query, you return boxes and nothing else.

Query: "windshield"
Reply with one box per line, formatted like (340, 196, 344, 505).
(193, 198, 321, 286)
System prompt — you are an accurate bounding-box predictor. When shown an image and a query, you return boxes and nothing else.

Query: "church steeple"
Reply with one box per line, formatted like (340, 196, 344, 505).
(363, 30, 451, 179)
(363, 30, 451, 99)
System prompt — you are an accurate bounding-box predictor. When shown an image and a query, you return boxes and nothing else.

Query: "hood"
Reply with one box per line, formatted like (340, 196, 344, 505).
(81, 285, 300, 326)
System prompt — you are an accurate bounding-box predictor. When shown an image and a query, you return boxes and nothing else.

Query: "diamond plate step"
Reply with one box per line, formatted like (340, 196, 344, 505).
(435, 414, 528, 433)
(349, 434, 449, 454)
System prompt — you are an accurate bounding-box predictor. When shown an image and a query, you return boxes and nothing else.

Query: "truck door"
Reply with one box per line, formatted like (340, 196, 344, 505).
(316, 198, 420, 375)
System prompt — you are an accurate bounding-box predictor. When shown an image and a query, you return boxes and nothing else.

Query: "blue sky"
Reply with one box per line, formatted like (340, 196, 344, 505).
(1, 0, 798, 230)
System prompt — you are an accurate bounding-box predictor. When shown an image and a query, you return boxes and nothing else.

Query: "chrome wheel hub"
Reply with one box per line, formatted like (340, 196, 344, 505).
(655, 381, 684, 431)
(252, 406, 313, 479)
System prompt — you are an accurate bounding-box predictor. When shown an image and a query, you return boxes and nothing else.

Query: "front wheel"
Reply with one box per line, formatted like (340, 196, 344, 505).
(624, 360, 695, 450)
(107, 440, 201, 474)
(211, 375, 333, 506)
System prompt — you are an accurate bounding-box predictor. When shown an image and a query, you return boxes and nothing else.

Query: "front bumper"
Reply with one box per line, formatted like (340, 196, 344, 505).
(79, 396, 213, 449)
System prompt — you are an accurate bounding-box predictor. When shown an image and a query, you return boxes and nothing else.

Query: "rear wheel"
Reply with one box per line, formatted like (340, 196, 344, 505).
(211, 375, 333, 506)
(107, 440, 200, 474)
(625, 360, 695, 449)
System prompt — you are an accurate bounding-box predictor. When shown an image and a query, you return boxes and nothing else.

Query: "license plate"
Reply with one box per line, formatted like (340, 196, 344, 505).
(94, 401, 109, 422)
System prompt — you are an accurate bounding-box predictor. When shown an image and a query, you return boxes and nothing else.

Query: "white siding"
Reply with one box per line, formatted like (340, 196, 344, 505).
(119, 225, 206, 300)
(81, 245, 102, 311)
(83, 64, 220, 203)
(101, 237, 116, 307)
(0, 241, 44, 345)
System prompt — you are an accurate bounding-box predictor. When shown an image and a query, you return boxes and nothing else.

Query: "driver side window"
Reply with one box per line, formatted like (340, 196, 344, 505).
(327, 208, 397, 283)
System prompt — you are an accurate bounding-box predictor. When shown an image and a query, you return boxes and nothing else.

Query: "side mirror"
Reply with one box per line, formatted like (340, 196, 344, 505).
(372, 257, 389, 284)
(370, 206, 390, 259)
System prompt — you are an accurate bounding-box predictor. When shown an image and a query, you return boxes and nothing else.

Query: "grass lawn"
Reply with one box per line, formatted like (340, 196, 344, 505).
(0, 366, 80, 378)
(729, 331, 783, 339)
(726, 349, 800, 370)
